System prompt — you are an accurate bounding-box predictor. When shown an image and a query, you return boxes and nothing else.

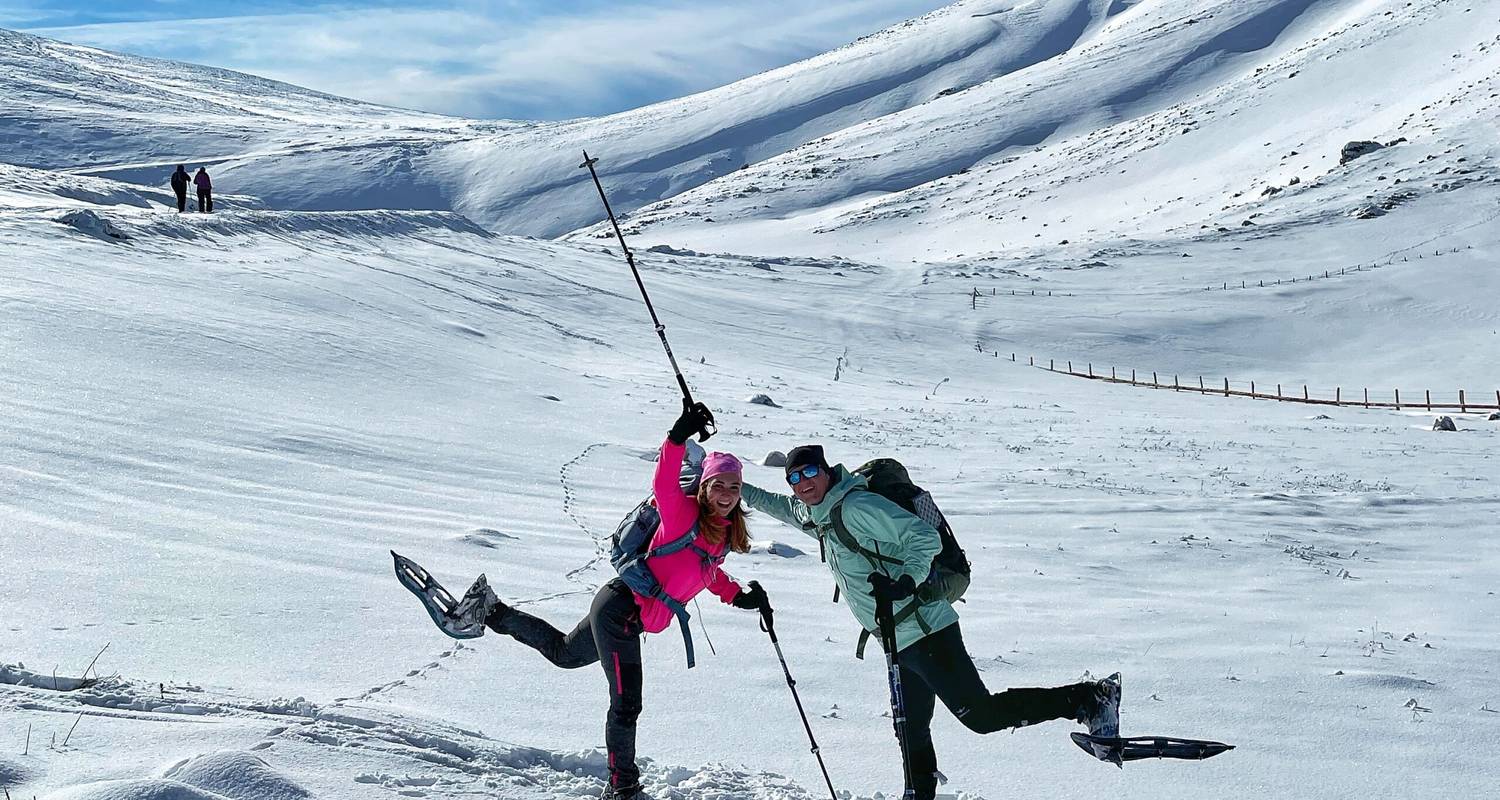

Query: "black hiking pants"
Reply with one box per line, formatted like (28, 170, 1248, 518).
(897, 622, 1091, 799)
(197, 188, 212, 213)
(487, 579, 644, 790)
(174, 188, 187, 212)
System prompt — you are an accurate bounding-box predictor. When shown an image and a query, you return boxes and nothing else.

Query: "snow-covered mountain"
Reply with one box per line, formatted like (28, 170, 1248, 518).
(3, 2, 1118, 235)
(4, 2, 1499, 799)
(600, 0, 1500, 261)
(9, 1, 1497, 248)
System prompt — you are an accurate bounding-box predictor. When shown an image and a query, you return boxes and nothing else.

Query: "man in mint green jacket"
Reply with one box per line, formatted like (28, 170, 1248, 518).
(742, 445, 1120, 798)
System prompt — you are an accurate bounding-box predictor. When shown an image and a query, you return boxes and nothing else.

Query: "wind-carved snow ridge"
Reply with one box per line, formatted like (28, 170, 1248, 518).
(6, 670, 839, 800)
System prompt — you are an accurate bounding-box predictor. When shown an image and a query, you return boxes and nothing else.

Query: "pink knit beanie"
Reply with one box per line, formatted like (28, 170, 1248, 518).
(700, 452, 743, 484)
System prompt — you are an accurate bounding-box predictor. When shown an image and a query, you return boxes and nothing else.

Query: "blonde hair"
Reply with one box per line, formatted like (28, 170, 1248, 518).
(696, 479, 751, 554)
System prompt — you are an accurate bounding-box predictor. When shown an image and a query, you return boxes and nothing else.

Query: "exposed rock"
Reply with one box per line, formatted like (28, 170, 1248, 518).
(1350, 205, 1387, 219)
(751, 540, 806, 558)
(748, 393, 781, 408)
(762, 450, 788, 468)
(1340, 140, 1384, 165)
(1432, 416, 1457, 432)
(57, 209, 128, 241)
(1488, 412, 1500, 421)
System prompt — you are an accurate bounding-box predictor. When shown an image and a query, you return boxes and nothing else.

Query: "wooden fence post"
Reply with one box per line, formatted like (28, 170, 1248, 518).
(1029, 356, 1034, 366)
(1224, 378, 1230, 397)
(1067, 361, 1072, 373)
(1336, 387, 1341, 404)
(1425, 390, 1431, 410)
(1199, 376, 1205, 391)
(1112, 366, 1116, 380)
(1174, 375, 1180, 391)
(1132, 369, 1137, 384)
(1049, 359, 1055, 371)
(1303, 385, 1309, 401)
(1251, 381, 1256, 397)
(1152, 372, 1158, 387)
(1395, 389, 1401, 410)
(1088, 363, 1094, 377)
(1496, 390, 1499, 410)
(1364, 388, 1369, 408)
(1277, 383, 1282, 399)
(1460, 390, 1466, 413)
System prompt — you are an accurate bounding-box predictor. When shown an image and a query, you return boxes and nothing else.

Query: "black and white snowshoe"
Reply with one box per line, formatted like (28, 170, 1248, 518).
(1071, 732, 1235, 765)
(392, 550, 496, 640)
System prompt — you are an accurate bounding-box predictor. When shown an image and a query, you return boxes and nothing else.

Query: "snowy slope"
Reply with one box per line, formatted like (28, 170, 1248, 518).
(3, 176, 1499, 798)
(596, 0, 1500, 262)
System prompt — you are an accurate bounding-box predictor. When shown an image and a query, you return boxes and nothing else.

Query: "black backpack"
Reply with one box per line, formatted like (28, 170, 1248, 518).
(828, 458, 971, 657)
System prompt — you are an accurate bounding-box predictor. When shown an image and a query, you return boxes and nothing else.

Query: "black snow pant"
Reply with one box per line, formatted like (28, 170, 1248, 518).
(487, 579, 644, 790)
(174, 189, 187, 212)
(197, 188, 212, 213)
(896, 622, 1091, 800)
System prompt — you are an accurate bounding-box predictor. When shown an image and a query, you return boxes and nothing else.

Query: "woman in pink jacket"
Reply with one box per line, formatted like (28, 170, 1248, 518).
(451, 402, 767, 800)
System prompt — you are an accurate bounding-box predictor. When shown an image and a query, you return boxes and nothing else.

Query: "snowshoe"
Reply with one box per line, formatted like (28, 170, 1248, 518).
(1071, 732, 1234, 765)
(391, 550, 492, 639)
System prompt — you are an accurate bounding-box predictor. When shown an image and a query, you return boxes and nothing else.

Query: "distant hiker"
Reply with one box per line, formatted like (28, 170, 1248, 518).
(169, 165, 190, 212)
(193, 167, 213, 213)
(741, 445, 1121, 799)
(417, 401, 768, 800)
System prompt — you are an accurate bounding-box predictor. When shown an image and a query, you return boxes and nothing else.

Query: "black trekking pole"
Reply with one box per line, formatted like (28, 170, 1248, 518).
(872, 548, 917, 800)
(579, 150, 714, 441)
(755, 590, 838, 800)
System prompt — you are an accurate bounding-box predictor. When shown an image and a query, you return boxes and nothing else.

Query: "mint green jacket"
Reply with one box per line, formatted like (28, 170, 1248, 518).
(741, 465, 958, 653)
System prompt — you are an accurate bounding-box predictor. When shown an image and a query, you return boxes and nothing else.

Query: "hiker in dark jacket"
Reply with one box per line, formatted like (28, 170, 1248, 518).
(169, 165, 190, 212)
(194, 168, 213, 213)
(741, 445, 1122, 799)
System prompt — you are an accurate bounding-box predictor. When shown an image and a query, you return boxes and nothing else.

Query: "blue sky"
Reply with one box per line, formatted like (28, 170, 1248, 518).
(4, 1, 951, 120)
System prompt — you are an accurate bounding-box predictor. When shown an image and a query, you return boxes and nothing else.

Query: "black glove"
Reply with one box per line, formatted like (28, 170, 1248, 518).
(731, 580, 772, 616)
(868, 572, 917, 603)
(668, 398, 715, 445)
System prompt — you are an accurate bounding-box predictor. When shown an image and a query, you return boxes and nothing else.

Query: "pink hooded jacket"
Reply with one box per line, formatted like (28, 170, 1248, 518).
(633, 438, 743, 633)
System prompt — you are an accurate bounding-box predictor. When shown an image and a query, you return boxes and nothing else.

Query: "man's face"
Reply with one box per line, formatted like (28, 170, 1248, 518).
(787, 464, 833, 505)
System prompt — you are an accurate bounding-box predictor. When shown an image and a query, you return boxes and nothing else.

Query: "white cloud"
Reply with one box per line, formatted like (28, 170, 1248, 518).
(24, 0, 950, 119)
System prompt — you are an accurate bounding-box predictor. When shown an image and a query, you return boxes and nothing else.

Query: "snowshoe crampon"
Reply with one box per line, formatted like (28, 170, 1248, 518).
(1071, 732, 1234, 767)
(392, 550, 487, 639)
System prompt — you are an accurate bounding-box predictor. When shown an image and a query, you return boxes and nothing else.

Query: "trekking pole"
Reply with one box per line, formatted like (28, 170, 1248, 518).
(872, 546, 917, 800)
(756, 591, 839, 800)
(579, 150, 715, 440)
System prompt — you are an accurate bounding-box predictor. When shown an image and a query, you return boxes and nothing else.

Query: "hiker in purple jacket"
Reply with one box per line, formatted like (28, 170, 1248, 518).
(194, 168, 213, 213)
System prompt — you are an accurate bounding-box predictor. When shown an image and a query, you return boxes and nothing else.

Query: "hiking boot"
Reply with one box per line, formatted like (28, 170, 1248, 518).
(1079, 672, 1122, 738)
(451, 574, 500, 632)
(601, 784, 651, 800)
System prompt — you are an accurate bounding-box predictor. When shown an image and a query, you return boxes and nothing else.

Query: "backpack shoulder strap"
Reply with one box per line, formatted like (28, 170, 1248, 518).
(829, 492, 902, 566)
(643, 521, 702, 559)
